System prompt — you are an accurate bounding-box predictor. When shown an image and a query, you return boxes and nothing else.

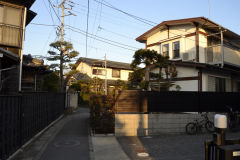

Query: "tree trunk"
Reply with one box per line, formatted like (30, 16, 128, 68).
(59, 50, 64, 92)
(159, 67, 162, 92)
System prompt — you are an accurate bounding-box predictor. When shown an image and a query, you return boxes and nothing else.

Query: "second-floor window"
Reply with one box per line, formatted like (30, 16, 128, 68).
(0, 5, 23, 47)
(216, 77, 225, 92)
(112, 69, 120, 78)
(162, 44, 169, 57)
(92, 69, 106, 75)
(173, 41, 180, 59)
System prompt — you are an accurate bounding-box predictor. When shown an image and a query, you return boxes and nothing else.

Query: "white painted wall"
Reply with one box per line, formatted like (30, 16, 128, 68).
(151, 66, 199, 91)
(146, 24, 198, 61)
(76, 62, 133, 81)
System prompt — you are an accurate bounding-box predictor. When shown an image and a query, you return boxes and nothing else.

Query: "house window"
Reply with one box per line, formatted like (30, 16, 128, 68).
(92, 69, 106, 75)
(0, 5, 22, 47)
(162, 44, 169, 57)
(112, 69, 120, 78)
(215, 77, 225, 92)
(173, 41, 180, 59)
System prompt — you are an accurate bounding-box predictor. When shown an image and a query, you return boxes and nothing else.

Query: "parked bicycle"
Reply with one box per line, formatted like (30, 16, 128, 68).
(226, 105, 240, 131)
(185, 113, 214, 135)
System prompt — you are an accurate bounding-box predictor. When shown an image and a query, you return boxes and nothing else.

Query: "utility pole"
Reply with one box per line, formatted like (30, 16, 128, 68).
(57, 0, 75, 92)
(104, 54, 107, 95)
(220, 28, 224, 68)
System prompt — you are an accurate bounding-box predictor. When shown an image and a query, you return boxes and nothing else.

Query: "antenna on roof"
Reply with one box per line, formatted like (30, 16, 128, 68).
(208, 0, 211, 19)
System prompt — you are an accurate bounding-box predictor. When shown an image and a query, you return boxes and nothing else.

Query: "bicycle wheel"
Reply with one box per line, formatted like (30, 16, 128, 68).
(186, 122, 197, 135)
(205, 121, 215, 133)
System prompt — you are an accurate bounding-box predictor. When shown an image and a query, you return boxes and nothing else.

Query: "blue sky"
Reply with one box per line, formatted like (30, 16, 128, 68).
(24, 0, 240, 65)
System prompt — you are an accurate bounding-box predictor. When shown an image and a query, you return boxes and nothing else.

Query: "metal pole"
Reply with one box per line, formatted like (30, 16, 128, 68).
(104, 54, 107, 95)
(19, 7, 27, 92)
(220, 29, 224, 68)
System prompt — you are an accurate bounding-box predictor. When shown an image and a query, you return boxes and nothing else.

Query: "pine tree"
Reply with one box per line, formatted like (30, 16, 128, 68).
(47, 41, 79, 91)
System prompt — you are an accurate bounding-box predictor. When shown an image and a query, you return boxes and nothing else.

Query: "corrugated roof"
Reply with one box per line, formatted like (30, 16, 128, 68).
(77, 57, 133, 70)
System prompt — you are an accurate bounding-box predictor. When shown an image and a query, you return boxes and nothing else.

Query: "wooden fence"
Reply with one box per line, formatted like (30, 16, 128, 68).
(114, 90, 240, 113)
(0, 93, 65, 160)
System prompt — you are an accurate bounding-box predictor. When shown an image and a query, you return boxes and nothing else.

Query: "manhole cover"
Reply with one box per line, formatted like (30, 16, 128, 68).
(54, 140, 80, 148)
(143, 136, 152, 139)
(137, 152, 149, 157)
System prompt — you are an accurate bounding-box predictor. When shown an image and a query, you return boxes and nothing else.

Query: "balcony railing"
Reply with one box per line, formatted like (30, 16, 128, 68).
(205, 44, 240, 67)
(0, 23, 22, 48)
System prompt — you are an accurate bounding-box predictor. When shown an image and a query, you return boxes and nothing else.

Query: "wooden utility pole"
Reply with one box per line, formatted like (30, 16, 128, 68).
(57, 0, 74, 91)
(104, 54, 107, 95)
(220, 28, 224, 68)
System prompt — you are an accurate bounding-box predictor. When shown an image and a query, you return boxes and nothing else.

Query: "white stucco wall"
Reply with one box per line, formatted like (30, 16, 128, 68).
(146, 24, 199, 61)
(151, 66, 199, 91)
(76, 62, 133, 81)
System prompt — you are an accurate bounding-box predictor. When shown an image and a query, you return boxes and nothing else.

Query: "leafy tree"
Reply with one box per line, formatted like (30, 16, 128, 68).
(89, 77, 104, 94)
(42, 72, 60, 92)
(47, 41, 79, 91)
(128, 69, 144, 88)
(131, 49, 158, 81)
(154, 54, 169, 91)
(114, 80, 127, 90)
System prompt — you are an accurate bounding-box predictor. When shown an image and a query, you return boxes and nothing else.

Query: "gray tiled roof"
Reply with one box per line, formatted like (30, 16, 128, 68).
(77, 57, 133, 70)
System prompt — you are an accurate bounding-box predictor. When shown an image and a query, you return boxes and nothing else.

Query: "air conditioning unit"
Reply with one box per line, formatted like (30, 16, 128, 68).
(182, 52, 195, 61)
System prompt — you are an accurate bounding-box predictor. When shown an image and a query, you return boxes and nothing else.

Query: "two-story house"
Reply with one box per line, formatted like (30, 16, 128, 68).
(74, 57, 134, 87)
(136, 17, 240, 92)
(0, 0, 36, 93)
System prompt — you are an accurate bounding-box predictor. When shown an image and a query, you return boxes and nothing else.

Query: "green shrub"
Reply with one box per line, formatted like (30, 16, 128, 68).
(89, 94, 115, 134)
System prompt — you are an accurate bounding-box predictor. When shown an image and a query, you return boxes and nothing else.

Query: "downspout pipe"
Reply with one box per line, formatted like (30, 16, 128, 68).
(19, 7, 27, 92)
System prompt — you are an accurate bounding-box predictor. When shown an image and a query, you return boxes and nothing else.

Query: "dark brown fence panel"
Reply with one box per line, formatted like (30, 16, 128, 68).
(115, 90, 240, 113)
(0, 93, 65, 160)
(198, 92, 240, 112)
(148, 91, 199, 112)
(0, 96, 21, 160)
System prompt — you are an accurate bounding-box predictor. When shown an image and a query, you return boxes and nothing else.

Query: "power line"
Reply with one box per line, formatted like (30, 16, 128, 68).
(93, 0, 157, 26)
(67, 25, 139, 49)
(86, 0, 90, 57)
(47, 0, 61, 22)
(67, 27, 138, 51)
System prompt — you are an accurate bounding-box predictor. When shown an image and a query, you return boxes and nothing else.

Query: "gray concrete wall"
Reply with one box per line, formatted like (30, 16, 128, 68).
(70, 93, 78, 109)
(115, 113, 214, 136)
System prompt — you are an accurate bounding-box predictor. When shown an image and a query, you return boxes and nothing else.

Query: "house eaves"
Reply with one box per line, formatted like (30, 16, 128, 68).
(0, 48, 20, 61)
(136, 17, 240, 46)
(77, 57, 135, 70)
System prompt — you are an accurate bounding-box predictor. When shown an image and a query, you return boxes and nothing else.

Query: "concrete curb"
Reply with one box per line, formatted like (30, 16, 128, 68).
(8, 115, 64, 160)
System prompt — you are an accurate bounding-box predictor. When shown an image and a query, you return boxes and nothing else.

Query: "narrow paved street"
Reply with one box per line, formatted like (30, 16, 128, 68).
(13, 107, 90, 160)
(40, 107, 90, 160)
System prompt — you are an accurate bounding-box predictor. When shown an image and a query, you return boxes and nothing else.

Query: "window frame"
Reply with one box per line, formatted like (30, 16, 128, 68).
(215, 77, 225, 92)
(162, 43, 169, 57)
(173, 41, 180, 59)
(92, 69, 106, 76)
(112, 69, 120, 78)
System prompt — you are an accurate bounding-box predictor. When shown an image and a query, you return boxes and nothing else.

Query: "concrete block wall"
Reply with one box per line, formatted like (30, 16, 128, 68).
(115, 113, 214, 136)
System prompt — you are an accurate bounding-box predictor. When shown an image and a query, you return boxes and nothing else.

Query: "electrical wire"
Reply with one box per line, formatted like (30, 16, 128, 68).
(86, 0, 90, 57)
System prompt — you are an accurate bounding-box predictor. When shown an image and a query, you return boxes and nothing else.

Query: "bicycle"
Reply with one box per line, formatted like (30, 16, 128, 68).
(185, 113, 215, 135)
(226, 105, 240, 131)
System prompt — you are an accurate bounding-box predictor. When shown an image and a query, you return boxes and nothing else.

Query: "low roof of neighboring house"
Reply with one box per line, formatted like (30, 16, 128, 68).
(77, 57, 134, 70)
(1, 0, 37, 26)
(150, 60, 240, 77)
(0, 47, 20, 61)
(136, 17, 240, 47)
(22, 54, 51, 74)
